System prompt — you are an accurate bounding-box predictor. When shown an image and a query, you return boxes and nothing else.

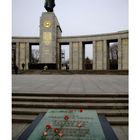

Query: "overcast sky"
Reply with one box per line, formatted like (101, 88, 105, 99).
(12, 0, 128, 37)
(12, 0, 128, 59)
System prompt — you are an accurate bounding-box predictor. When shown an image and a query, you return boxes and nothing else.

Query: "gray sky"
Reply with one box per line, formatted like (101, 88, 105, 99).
(12, 0, 128, 37)
(12, 0, 128, 60)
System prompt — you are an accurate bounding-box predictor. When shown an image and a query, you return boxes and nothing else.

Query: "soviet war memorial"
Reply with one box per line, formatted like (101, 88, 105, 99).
(12, 0, 128, 140)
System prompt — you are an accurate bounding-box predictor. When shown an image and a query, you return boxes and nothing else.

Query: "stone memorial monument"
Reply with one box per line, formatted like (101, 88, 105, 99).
(27, 110, 106, 140)
(39, 0, 62, 64)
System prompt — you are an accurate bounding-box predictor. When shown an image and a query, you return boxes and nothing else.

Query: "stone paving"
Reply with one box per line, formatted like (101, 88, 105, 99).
(12, 75, 128, 94)
(12, 74, 128, 140)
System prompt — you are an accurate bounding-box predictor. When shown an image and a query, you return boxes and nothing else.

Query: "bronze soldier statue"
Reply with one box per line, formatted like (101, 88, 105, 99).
(44, 0, 55, 12)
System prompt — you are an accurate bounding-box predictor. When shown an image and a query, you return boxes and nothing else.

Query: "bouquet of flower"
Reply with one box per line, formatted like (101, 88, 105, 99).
(42, 109, 84, 140)
(44, 65, 48, 71)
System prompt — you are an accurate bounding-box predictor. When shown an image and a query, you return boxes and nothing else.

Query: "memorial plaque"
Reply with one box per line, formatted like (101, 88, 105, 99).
(43, 32, 52, 45)
(27, 109, 106, 140)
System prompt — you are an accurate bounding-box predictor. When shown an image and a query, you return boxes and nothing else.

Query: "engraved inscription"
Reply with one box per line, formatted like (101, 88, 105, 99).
(43, 32, 52, 45)
(28, 110, 106, 140)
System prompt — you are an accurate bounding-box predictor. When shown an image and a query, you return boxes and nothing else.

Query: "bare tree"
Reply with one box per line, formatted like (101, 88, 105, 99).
(31, 49, 39, 63)
(110, 43, 118, 60)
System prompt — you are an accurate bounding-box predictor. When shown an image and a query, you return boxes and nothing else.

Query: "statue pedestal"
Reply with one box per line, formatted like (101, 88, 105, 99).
(39, 12, 62, 64)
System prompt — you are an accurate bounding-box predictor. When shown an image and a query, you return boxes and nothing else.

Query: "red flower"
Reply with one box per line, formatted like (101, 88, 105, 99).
(54, 128, 60, 133)
(46, 124, 52, 129)
(64, 115, 69, 120)
(43, 131, 48, 136)
(76, 122, 83, 128)
(58, 131, 64, 137)
(80, 108, 83, 112)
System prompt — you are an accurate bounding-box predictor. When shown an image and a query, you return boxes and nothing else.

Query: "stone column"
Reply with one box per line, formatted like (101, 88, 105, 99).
(72, 42, 79, 70)
(19, 43, 26, 69)
(79, 42, 83, 70)
(25, 43, 29, 70)
(96, 40, 103, 70)
(39, 12, 62, 64)
(69, 42, 73, 70)
(69, 42, 83, 70)
(56, 42, 60, 70)
(16, 42, 20, 68)
(103, 40, 107, 70)
(122, 38, 128, 70)
(118, 38, 122, 70)
(92, 41, 96, 70)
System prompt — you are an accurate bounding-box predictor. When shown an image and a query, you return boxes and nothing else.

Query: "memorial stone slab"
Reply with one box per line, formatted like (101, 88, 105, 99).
(27, 109, 106, 140)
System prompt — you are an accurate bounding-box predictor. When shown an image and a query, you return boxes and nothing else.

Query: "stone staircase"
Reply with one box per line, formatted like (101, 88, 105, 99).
(20, 70, 128, 75)
(12, 93, 128, 140)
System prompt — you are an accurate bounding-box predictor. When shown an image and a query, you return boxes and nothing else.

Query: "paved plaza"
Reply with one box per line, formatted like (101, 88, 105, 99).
(12, 75, 128, 94)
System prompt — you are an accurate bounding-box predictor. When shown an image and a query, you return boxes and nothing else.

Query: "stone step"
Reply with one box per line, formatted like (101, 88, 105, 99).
(12, 123, 30, 140)
(107, 117, 128, 125)
(12, 96, 128, 103)
(12, 115, 37, 123)
(12, 108, 128, 117)
(12, 101, 128, 109)
(22, 70, 128, 75)
(112, 126, 128, 140)
(12, 93, 128, 140)
(12, 114, 128, 125)
(12, 93, 128, 98)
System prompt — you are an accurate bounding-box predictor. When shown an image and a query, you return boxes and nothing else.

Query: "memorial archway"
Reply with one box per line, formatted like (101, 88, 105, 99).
(107, 40, 118, 70)
(59, 43, 70, 70)
(12, 42, 16, 73)
(82, 42, 93, 70)
(29, 43, 40, 69)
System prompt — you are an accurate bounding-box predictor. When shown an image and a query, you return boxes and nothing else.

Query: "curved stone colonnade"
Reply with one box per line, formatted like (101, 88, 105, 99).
(12, 30, 128, 71)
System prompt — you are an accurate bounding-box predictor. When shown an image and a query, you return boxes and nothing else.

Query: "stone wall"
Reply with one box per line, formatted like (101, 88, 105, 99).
(95, 40, 104, 70)
(12, 30, 128, 71)
(69, 42, 83, 70)
(122, 38, 128, 70)
(15, 42, 30, 70)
